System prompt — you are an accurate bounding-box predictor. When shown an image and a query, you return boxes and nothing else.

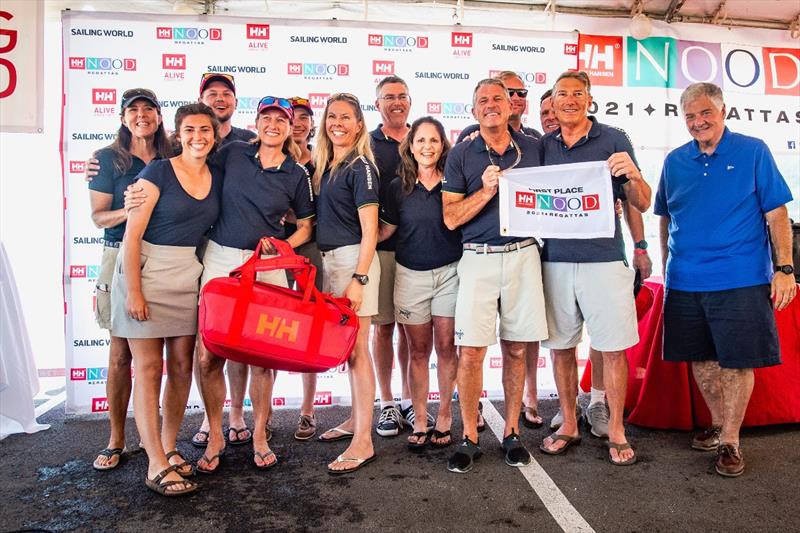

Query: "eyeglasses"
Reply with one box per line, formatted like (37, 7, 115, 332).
(288, 96, 311, 108)
(122, 88, 157, 100)
(258, 96, 292, 111)
(507, 88, 528, 98)
(201, 72, 234, 83)
(379, 94, 409, 102)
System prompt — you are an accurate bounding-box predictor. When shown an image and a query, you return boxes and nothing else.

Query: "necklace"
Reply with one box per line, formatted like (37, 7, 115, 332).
(487, 136, 522, 170)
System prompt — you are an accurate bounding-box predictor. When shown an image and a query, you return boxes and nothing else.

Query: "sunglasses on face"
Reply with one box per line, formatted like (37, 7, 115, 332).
(507, 88, 529, 98)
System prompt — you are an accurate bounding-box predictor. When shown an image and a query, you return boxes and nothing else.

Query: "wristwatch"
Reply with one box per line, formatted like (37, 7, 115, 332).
(775, 265, 795, 275)
(634, 240, 648, 250)
(352, 273, 369, 285)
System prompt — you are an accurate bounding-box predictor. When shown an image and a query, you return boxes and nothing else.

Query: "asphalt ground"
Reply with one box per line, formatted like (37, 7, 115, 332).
(1, 399, 798, 533)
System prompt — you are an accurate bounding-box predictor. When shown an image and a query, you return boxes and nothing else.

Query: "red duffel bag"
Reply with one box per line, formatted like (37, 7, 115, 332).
(198, 237, 358, 372)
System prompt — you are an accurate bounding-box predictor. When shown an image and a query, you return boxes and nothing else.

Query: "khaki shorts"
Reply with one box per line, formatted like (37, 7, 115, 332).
(321, 244, 381, 317)
(454, 244, 548, 347)
(201, 239, 288, 289)
(541, 261, 638, 352)
(95, 245, 120, 330)
(394, 261, 459, 325)
(371, 250, 396, 326)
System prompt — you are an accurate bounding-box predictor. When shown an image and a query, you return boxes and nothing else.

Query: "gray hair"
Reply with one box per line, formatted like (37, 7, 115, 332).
(680, 82, 724, 112)
(375, 75, 409, 97)
(494, 70, 522, 84)
(552, 70, 592, 95)
(472, 78, 510, 107)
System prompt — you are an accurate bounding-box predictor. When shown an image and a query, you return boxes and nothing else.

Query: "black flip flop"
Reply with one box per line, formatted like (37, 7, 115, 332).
(227, 427, 253, 446)
(254, 450, 278, 470)
(539, 433, 582, 456)
(520, 406, 544, 429)
(196, 450, 225, 474)
(407, 431, 430, 452)
(191, 430, 209, 448)
(447, 437, 482, 474)
(430, 429, 453, 448)
(93, 447, 124, 471)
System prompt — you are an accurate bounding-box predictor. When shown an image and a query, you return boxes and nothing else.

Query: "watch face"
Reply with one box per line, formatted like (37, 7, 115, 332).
(778, 265, 794, 275)
(635, 240, 648, 250)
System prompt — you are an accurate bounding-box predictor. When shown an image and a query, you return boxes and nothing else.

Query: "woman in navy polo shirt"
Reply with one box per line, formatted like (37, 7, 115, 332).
(111, 103, 221, 496)
(378, 117, 462, 450)
(313, 93, 381, 474)
(87, 88, 172, 472)
(195, 96, 314, 473)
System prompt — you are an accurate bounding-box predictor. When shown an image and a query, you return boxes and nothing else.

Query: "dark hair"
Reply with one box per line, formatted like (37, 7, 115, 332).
(171, 103, 221, 154)
(103, 95, 172, 174)
(397, 116, 450, 196)
(540, 89, 553, 102)
(376, 75, 408, 97)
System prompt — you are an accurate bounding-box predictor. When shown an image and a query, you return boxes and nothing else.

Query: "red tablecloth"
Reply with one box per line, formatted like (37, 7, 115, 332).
(579, 279, 800, 430)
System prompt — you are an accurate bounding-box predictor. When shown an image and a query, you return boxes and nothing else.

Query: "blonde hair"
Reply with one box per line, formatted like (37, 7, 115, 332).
(312, 93, 375, 194)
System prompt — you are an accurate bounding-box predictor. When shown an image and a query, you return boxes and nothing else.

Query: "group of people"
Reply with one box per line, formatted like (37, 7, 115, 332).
(84, 67, 795, 496)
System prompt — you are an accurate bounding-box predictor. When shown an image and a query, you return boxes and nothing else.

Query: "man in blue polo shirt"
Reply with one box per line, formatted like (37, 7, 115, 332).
(442, 78, 548, 473)
(656, 82, 795, 478)
(538, 71, 651, 466)
(369, 75, 425, 438)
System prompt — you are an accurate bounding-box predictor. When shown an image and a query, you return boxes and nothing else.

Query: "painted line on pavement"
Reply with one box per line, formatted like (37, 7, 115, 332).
(35, 392, 66, 418)
(481, 399, 596, 533)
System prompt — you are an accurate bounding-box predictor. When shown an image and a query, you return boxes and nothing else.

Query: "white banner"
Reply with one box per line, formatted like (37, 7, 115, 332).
(499, 161, 614, 239)
(0, 0, 43, 133)
(61, 10, 577, 414)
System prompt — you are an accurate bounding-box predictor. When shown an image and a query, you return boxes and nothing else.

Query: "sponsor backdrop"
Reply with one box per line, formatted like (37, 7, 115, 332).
(61, 11, 799, 414)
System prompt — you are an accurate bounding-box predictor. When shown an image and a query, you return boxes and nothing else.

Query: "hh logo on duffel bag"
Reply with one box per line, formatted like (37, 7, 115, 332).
(256, 312, 300, 343)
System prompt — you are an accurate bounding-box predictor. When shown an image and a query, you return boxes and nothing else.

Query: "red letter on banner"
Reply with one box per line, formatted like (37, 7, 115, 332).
(0, 11, 18, 98)
(763, 47, 800, 96)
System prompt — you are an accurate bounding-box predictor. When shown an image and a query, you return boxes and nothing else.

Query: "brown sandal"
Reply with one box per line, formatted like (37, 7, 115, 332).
(144, 465, 197, 497)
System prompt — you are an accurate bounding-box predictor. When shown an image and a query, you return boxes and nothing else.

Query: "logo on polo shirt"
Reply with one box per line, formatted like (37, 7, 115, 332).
(162, 54, 187, 81)
(368, 33, 428, 51)
(68, 56, 136, 75)
(156, 26, 221, 44)
(287, 63, 349, 79)
(426, 101, 473, 119)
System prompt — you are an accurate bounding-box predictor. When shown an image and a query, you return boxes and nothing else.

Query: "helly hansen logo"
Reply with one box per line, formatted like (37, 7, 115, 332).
(256, 313, 299, 343)
(162, 54, 186, 70)
(91, 397, 109, 412)
(564, 43, 578, 55)
(247, 24, 270, 39)
(452, 32, 473, 48)
(309, 93, 330, 109)
(69, 161, 87, 173)
(92, 88, 116, 104)
(71, 368, 87, 380)
(372, 60, 395, 75)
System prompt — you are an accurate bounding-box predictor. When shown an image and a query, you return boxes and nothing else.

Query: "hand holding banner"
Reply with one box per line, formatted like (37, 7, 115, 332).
(499, 161, 615, 239)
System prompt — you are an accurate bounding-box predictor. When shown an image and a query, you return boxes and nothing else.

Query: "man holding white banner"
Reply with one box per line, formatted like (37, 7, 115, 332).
(537, 71, 650, 466)
(441, 78, 548, 474)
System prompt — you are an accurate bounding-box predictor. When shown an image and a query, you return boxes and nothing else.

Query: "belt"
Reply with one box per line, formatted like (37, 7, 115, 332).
(103, 240, 121, 249)
(463, 238, 538, 254)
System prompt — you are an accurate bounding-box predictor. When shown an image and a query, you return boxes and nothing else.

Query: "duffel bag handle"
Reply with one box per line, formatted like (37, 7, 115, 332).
(230, 237, 316, 304)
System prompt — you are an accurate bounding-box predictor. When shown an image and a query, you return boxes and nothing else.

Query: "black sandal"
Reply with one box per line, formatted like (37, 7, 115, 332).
(93, 447, 124, 471)
(407, 431, 430, 452)
(447, 437, 482, 474)
(144, 465, 197, 497)
(502, 432, 531, 467)
(431, 429, 452, 448)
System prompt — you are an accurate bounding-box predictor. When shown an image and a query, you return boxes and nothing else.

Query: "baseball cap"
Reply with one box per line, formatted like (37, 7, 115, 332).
(199, 72, 236, 95)
(120, 88, 160, 113)
(257, 96, 293, 120)
(289, 96, 313, 114)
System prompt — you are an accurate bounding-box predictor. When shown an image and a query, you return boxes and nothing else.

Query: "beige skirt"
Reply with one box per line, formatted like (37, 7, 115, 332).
(111, 241, 203, 339)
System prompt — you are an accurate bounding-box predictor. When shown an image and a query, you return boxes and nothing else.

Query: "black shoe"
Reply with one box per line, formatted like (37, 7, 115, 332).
(502, 432, 531, 467)
(447, 437, 482, 474)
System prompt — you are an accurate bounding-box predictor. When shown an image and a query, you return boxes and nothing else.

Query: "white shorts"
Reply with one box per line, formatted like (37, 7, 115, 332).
(321, 244, 381, 317)
(541, 261, 638, 352)
(394, 261, 459, 325)
(454, 244, 548, 347)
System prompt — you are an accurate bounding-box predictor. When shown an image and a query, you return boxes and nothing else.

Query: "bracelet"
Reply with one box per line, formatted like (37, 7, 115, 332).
(634, 248, 648, 255)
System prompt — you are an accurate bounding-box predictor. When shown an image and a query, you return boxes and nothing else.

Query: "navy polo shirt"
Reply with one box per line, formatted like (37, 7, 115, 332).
(208, 141, 315, 251)
(88, 147, 148, 244)
(539, 117, 633, 263)
(316, 155, 380, 252)
(654, 127, 793, 292)
(370, 126, 404, 252)
(381, 177, 463, 271)
(456, 123, 542, 143)
(284, 159, 317, 240)
(442, 129, 541, 245)
(221, 126, 257, 146)
(138, 159, 221, 247)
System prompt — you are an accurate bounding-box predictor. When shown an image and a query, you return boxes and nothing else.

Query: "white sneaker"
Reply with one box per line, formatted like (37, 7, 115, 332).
(376, 405, 403, 437)
(586, 402, 610, 438)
